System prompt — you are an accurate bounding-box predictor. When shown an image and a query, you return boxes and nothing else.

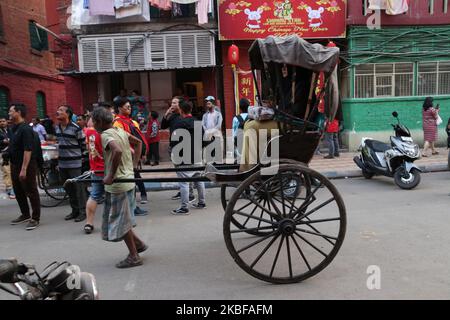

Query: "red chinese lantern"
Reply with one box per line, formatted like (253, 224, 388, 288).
(228, 44, 239, 69)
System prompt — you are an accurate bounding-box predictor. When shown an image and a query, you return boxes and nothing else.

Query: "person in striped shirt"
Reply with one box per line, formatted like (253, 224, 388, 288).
(56, 105, 88, 222)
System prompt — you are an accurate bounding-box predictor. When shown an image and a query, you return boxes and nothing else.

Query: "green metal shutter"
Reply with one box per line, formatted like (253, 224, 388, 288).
(29, 22, 48, 51)
(36, 92, 46, 118)
(0, 87, 9, 118)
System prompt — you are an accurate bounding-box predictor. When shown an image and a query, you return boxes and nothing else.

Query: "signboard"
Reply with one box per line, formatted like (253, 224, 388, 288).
(234, 69, 257, 114)
(219, 0, 347, 40)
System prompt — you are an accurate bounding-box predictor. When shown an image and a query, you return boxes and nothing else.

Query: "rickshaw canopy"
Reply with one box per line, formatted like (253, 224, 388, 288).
(249, 35, 340, 73)
(248, 35, 341, 122)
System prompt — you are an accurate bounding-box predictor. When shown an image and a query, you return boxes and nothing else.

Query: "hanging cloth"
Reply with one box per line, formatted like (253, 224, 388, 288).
(150, 0, 172, 10)
(116, 0, 144, 18)
(196, 0, 209, 24)
(115, 0, 140, 9)
(89, 0, 115, 16)
(172, 2, 182, 16)
(83, 0, 90, 9)
(171, 0, 198, 4)
(386, 0, 409, 15)
(368, 0, 387, 10)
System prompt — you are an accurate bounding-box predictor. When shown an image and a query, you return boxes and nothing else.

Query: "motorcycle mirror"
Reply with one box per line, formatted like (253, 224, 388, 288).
(392, 111, 398, 118)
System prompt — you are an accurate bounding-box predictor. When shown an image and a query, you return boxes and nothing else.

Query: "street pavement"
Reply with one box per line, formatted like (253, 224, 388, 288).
(1, 171, 450, 300)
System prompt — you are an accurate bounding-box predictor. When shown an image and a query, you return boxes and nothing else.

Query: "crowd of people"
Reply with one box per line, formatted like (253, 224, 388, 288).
(0, 92, 224, 268)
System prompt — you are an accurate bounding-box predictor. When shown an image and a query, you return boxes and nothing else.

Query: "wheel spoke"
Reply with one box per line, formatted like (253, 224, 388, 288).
(289, 181, 323, 219)
(233, 210, 277, 226)
(296, 197, 336, 222)
(256, 198, 267, 230)
(293, 231, 329, 257)
(290, 234, 312, 271)
(260, 178, 283, 217)
(286, 236, 293, 278)
(231, 225, 278, 234)
(272, 195, 300, 219)
(295, 227, 338, 242)
(235, 195, 262, 213)
(297, 217, 341, 225)
(270, 235, 285, 278)
(249, 233, 281, 269)
(300, 216, 337, 246)
(241, 200, 261, 229)
(278, 173, 287, 217)
(247, 191, 280, 221)
(236, 230, 279, 254)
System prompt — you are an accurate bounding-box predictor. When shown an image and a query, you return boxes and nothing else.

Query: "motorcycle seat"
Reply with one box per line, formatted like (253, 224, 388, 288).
(365, 139, 390, 153)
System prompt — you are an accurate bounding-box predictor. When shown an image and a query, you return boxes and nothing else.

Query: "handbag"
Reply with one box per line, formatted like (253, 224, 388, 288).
(436, 114, 443, 126)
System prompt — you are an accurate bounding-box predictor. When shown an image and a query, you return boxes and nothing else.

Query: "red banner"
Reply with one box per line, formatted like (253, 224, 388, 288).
(219, 0, 346, 40)
(234, 69, 257, 114)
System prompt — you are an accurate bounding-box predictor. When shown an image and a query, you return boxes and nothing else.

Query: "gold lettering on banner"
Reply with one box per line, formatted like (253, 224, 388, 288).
(243, 28, 266, 34)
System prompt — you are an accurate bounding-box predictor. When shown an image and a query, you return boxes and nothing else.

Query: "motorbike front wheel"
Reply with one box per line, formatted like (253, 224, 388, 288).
(394, 168, 421, 190)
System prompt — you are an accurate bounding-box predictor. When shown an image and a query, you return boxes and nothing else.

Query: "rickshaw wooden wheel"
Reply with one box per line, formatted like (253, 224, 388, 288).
(223, 164, 346, 284)
(220, 159, 311, 236)
(220, 159, 308, 210)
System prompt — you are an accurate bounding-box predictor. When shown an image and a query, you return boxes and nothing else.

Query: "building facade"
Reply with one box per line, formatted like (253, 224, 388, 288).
(55, 0, 222, 124)
(0, 0, 66, 119)
(342, 0, 450, 150)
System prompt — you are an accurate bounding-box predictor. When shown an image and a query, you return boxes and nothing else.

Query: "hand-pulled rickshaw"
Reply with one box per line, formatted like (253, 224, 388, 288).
(70, 35, 346, 284)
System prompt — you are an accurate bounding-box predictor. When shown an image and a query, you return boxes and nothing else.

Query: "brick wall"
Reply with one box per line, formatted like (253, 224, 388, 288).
(0, 0, 59, 73)
(0, 72, 65, 119)
(0, 0, 66, 121)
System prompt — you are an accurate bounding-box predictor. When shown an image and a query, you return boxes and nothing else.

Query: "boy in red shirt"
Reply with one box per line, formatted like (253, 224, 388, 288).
(145, 111, 160, 166)
(324, 118, 340, 159)
(84, 114, 106, 234)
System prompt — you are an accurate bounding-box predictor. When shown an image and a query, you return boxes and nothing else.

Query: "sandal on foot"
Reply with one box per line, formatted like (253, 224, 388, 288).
(137, 244, 148, 254)
(116, 255, 143, 269)
(84, 224, 94, 234)
(432, 151, 439, 155)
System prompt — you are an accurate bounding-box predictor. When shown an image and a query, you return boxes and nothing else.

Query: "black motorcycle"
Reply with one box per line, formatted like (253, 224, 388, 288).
(0, 258, 98, 300)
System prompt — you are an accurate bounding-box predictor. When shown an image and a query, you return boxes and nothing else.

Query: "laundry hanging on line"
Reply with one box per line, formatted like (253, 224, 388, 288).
(89, 0, 115, 16)
(368, 0, 409, 15)
(386, 0, 409, 15)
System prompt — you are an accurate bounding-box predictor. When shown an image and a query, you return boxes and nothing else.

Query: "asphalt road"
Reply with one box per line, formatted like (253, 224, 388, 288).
(1, 172, 450, 300)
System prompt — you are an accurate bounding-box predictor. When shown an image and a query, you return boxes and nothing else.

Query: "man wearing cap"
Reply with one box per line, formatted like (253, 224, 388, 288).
(202, 96, 223, 160)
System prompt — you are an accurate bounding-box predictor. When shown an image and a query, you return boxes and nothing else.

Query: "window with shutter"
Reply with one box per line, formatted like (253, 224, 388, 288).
(29, 21, 48, 51)
(78, 31, 215, 72)
(0, 87, 9, 118)
(36, 91, 46, 119)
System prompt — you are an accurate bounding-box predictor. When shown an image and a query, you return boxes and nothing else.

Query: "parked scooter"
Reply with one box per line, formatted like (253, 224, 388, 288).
(353, 111, 421, 189)
(0, 258, 99, 300)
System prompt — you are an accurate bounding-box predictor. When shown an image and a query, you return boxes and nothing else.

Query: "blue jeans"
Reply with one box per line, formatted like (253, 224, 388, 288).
(90, 173, 105, 203)
(324, 132, 339, 157)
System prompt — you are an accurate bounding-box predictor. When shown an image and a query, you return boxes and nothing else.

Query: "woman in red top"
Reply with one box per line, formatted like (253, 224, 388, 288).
(422, 97, 440, 157)
(324, 118, 340, 159)
(84, 117, 105, 234)
(145, 111, 160, 166)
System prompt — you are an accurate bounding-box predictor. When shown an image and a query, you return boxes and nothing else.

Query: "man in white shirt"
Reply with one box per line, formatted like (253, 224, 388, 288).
(202, 96, 223, 161)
